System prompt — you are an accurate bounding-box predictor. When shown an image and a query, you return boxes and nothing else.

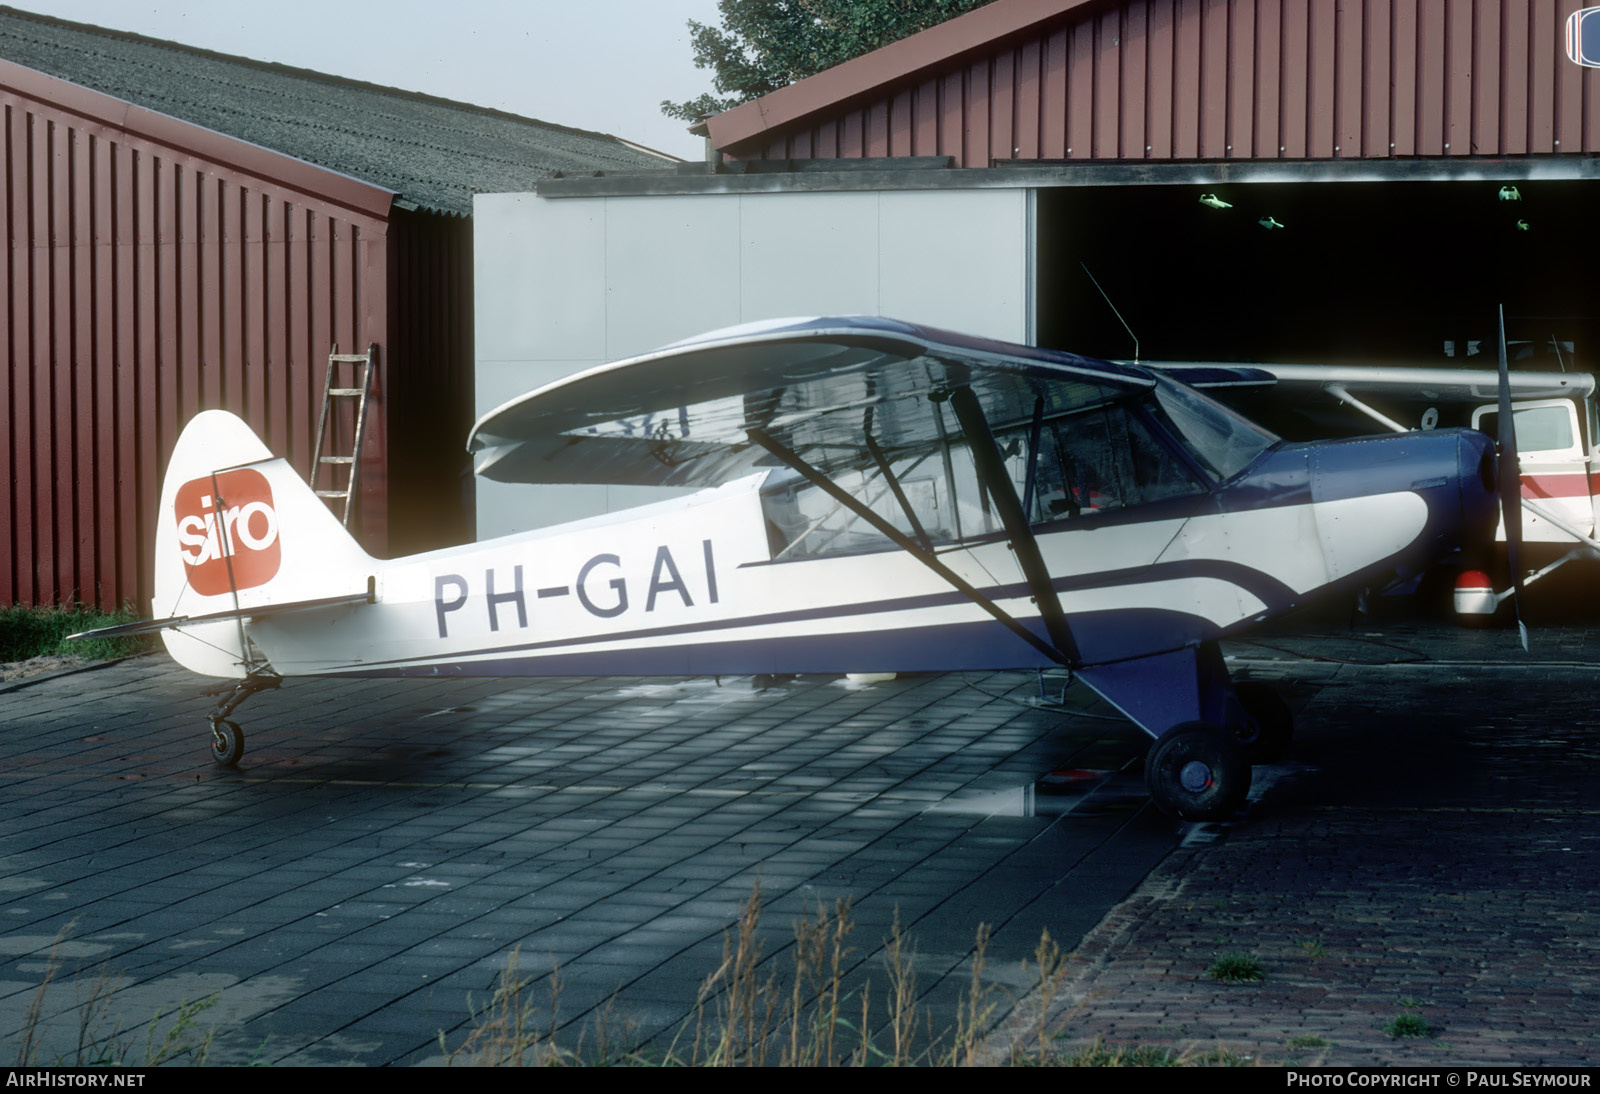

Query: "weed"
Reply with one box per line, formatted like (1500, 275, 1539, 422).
(1048, 1038, 1181, 1066)
(129, 997, 219, 1067)
(1023, 927, 1068, 1064)
(782, 895, 854, 1065)
(1206, 952, 1265, 983)
(690, 884, 780, 1066)
(0, 604, 152, 661)
(12, 932, 66, 1065)
(1298, 940, 1327, 958)
(443, 949, 566, 1066)
(881, 914, 916, 1064)
(444, 882, 1024, 1067)
(10, 927, 218, 1066)
(1287, 1034, 1330, 1048)
(1385, 1011, 1430, 1039)
(1193, 1044, 1251, 1066)
(948, 922, 996, 1067)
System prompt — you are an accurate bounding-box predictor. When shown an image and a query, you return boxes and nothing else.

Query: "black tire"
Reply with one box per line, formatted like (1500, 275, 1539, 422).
(211, 720, 245, 767)
(1233, 681, 1293, 764)
(1144, 721, 1250, 821)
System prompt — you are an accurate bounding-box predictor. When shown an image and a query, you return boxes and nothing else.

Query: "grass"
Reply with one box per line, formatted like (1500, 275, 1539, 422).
(9, 928, 218, 1066)
(16, 886, 1291, 1068)
(441, 884, 1288, 1068)
(1206, 952, 1265, 983)
(0, 604, 153, 661)
(1047, 1039, 1181, 1066)
(443, 884, 1008, 1067)
(1385, 1010, 1431, 1039)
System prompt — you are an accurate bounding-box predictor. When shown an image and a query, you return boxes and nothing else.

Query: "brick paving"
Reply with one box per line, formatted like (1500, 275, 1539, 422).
(1009, 624, 1600, 1067)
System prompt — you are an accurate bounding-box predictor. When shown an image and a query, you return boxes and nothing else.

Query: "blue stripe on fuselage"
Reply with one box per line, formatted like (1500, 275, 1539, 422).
(327, 558, 1297, 676)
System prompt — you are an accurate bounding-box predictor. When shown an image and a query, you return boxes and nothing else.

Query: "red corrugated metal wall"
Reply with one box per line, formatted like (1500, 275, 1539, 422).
(0, 78, 392, 611)
(731, 0, 1600, 164)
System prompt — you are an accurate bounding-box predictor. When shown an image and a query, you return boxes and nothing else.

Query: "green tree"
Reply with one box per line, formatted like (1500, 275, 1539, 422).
(663, 0, 991, 122)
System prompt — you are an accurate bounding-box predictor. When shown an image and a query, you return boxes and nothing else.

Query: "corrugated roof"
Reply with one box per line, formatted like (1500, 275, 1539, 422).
(0, 5, 677, 216)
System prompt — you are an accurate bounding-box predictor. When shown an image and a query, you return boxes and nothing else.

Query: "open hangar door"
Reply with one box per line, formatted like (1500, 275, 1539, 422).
(1034, 179, 1600, 439)
(1033, 177, 1600, 619)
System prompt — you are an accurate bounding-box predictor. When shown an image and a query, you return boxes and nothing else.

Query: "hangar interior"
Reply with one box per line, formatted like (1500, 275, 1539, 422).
(1037, 179, 1598, 374)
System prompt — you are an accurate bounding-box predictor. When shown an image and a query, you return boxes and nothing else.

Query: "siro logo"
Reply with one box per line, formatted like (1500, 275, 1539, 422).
(174, 469, 281, 595)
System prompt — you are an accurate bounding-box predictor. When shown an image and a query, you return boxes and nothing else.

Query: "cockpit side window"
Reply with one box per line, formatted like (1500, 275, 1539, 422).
(761, 453, 960, 560)
(1006, 401, 1207, 523)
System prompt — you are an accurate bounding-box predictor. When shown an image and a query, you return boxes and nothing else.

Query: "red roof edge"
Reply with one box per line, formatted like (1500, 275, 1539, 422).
(0, 58, 396, 221)
(697, 0, 1096, 151)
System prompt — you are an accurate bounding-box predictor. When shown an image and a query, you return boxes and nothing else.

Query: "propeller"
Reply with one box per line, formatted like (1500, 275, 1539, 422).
(1496, 304, 1529, 651)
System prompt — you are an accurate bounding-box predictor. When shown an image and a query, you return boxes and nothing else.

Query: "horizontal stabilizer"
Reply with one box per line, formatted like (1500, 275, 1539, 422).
(68, 585, 375, 643)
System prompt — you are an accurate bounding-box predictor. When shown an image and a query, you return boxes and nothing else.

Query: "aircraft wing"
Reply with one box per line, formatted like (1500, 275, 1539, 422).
(1143, 361, 1596, 402)
(469, 316, 1154, 488)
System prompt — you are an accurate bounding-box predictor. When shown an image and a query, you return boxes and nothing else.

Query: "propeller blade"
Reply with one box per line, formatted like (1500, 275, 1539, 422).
(1496, 305, 1529, 651)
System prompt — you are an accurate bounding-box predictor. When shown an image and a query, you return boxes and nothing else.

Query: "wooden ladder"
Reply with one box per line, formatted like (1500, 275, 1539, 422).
(309, 343, 377, 527)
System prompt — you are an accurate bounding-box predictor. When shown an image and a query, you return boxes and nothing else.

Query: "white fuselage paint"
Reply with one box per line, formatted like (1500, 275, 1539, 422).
(204, 479, 1430, 679)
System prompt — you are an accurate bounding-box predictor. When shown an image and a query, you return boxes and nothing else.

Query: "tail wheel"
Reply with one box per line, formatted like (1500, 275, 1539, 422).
(211, 720, 245, 767)
(1145, 722, 1250, 822)
(1233, 681, 1293, 764)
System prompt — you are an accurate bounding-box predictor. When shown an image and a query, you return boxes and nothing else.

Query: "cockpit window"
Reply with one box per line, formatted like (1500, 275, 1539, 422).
(1006, 401, 1206, 522)
(761, 454, 956, 560)
(1149, 376, 1277, 481)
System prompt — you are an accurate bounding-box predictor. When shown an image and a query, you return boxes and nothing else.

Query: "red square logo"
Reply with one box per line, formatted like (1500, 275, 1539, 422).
(174, 469, 281, 596)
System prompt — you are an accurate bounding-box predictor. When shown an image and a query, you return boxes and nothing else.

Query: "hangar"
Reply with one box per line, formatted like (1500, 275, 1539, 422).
(0, 7, 674, 609)
(475, 0, 1600, 536)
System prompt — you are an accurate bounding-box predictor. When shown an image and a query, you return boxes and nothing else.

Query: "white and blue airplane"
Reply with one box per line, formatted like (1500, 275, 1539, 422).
(77, 316, 1501, 821)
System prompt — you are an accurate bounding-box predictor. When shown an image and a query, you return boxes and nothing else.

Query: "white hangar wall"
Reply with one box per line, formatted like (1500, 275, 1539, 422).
(473, 188, 1033, 539)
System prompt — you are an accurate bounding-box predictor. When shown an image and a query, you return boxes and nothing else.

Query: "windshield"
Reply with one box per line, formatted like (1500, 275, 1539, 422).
(1150, 376, 1278, 481)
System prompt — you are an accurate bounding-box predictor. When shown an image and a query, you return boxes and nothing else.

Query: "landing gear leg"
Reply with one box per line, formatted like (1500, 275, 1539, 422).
(206, 672, 280, 767)
(1074, 642, 1257, 820)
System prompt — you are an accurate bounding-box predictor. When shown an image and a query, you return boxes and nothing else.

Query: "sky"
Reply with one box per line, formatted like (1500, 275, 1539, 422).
(10, 0, 727, 160)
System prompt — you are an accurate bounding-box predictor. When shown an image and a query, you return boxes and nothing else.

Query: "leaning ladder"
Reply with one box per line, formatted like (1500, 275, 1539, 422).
(308, 343, 377, 527)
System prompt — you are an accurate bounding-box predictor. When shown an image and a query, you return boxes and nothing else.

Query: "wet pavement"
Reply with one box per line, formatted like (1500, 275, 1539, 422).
(0, 655, 1165, 1065)
(1011, 621, 1600, 1067)
(1, 617, 1596, 1066)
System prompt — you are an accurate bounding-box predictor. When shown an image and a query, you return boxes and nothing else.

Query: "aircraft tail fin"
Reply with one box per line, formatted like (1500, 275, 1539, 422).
(148, 410, 376, 677)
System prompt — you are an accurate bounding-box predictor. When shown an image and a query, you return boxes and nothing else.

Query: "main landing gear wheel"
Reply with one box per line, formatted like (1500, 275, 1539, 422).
(1233, 681, 1293, 764)
(211, 721, 245, 767)
(1145, 722, 1250, 822)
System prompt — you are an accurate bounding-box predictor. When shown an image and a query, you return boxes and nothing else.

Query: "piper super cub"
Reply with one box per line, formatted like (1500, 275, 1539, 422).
(77, 316, 1501, 820)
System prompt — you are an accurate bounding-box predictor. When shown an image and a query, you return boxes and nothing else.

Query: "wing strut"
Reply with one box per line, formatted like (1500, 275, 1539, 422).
(744, 426, 1071, 666)
(862, 421, 933, 553)
(945, 386, 1081, 665)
